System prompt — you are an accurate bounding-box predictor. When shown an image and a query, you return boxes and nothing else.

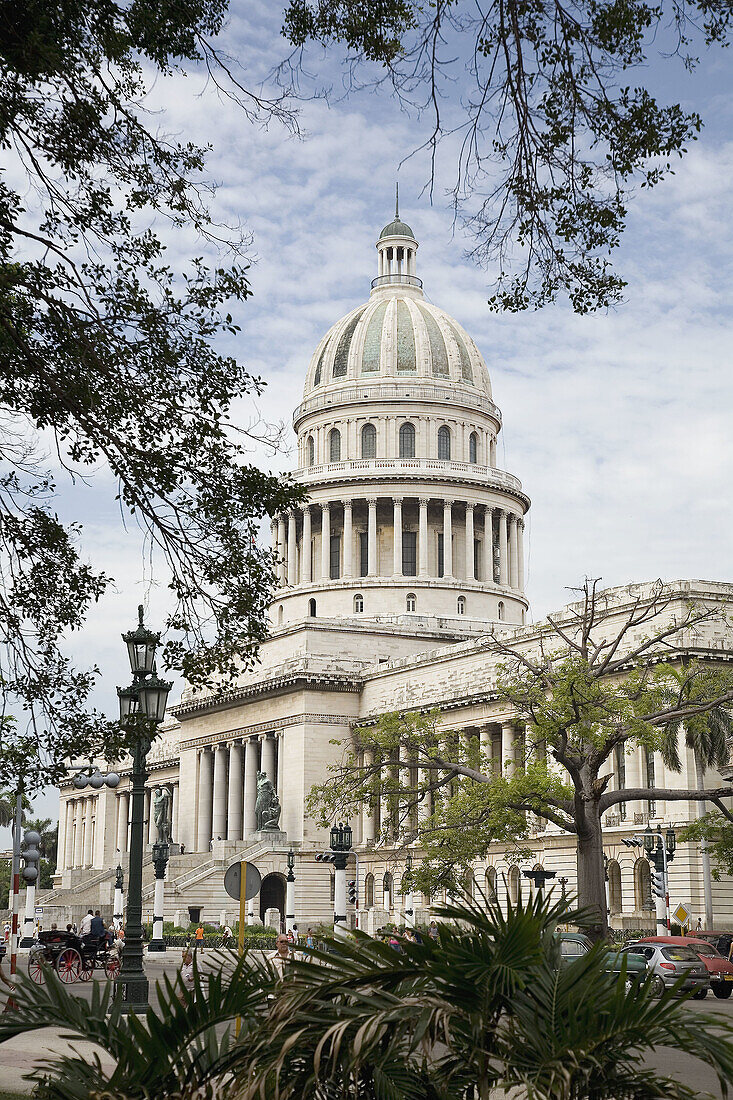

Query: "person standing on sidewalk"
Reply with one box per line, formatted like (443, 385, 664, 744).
(268, 934, 291, 980)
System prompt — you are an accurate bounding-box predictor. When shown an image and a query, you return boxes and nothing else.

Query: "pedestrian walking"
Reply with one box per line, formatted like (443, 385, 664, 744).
(268, 933, 291, 980)
(194, 924, 204, 952)
(292, 924, 299, 945)
(305, 928, 315, 949)
(180, 949, 195, 1001)
(428, 920, 439, 941)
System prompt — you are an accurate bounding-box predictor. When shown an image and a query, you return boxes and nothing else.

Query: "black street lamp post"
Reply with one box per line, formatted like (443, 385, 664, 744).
(285, 848, 296, 933)
(329, 821, 352, 937)
(116, 605, 171, 1012)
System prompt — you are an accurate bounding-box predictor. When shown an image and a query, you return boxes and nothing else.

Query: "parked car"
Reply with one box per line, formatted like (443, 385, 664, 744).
(557, 932, 647, 986)
(691, 930, 733, 960)
(621, 940, 710, 998)
(633, 936, 733, 999)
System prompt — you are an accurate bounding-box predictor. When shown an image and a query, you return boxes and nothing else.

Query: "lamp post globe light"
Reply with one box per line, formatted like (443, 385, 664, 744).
(116, 605, 172, 1012)
(329, 821, 352, 938)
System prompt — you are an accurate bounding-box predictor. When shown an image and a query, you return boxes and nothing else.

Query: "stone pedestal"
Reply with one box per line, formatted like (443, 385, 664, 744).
(248, 830, 287, 847)
(265, 907, 281, 931)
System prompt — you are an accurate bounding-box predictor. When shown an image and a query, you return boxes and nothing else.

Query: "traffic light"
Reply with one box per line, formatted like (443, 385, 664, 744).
(315, 852, 336, 863)
(21, 830, 41, 885)
(347, 880, 357, 904)
(651, 869, 666, 899)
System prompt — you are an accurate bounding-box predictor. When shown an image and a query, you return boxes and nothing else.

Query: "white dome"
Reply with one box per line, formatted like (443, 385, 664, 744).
(304, 296, 493, 398)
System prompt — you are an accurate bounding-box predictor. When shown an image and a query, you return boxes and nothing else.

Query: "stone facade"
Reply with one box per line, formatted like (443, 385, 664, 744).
(46, 213, 733, 933)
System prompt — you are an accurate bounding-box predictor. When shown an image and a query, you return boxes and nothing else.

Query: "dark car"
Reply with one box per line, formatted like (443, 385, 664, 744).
(692, 930, 733, 959)
(557, 932, 647, 986)
(633, 936, 733, 999)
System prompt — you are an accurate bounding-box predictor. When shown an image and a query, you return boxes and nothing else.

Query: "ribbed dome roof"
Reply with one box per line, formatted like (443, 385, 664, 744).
(305, 295, 493, 397)
(379, 217, 415, 240)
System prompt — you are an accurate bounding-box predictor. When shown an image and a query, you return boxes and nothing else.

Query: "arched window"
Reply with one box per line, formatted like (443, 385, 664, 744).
(361, 423, 376, 458)
(306, 435, 315, 467)
(277, 604, 283, 625)
(498, 601, 505, 621)
(485, 866, 498, 901)
(399, 422, 415, 458)
(608, 859, 622, 915)
(406, 593, 417, 612)
(457, 596, 466, 615)
(365, 873, 374, 908)
(462, 869, 475, 899)
(438, 425, 451, 460)
(383, 871, 393, 908)
(634, 859, 652, 911)
(308, 598, 317, 617)
(354, 593, 364, 613)
(329, 427, 341, 462)
(469, 431, 478, 464)
(508, 865, 520, 905)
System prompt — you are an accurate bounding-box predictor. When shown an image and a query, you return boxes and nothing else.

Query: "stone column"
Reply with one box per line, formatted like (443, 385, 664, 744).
(320, 502, 331, 580)
(276, 515, 286, 585)
(361, 750, 376, 844)
(301, 506, 312, 584)
(418, 498, 429, 576)
(483, 508, 494, 583)
(227, 741, 243, 841)
(83, 797, 94, 866)
(517, 518, 525, 591)
(367, 497, 378, 576)
(73, 800, 83, 868)
(479, 725, 492, 770)
(197, 748, 214, 852)
(64, 800, 75, 870)
(393, 497, 403, 576)
(287, 511, 297, 585)
(261, 735, 277, 786)
(501, 722, 516, 777)
(243, 737, 258, 838)
(465, 503, 475, 580)
(343, 501, 353, 577)
(498, 510, 509, 586)
(117, 790, 129, 854)
(270, 518, 277, 558)
(212, 743, 228, 841)
(509, 514, 519, 589)
(171, 783, 179, 844)
(443, 500, 454, 577)
(417, 767, 431, 824)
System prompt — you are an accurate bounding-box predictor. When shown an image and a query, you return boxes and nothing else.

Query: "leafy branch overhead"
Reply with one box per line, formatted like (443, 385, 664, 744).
(282, 0, 731, 311)
(0, 3, 303, 788)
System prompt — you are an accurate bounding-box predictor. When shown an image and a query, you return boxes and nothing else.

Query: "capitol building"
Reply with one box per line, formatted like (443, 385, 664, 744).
(48, 211, 733, 931)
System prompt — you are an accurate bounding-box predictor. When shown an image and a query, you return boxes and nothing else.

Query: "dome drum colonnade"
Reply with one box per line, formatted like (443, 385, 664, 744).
(271, 210, 529, 625)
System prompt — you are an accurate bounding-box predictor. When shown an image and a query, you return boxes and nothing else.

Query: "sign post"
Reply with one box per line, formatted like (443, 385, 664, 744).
(224, 860, 261, 1039)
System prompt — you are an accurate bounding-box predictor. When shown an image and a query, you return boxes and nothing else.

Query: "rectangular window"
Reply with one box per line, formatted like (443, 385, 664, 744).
(402, 531, 417, 576)
(329, 535, 340, 580)
(474, 539, 481, 581)
(359, 532, 368, 578)
(437, 534, 444, 578)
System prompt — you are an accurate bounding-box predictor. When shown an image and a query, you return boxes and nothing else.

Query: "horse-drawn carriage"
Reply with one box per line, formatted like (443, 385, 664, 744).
(28, 928, 121, 984)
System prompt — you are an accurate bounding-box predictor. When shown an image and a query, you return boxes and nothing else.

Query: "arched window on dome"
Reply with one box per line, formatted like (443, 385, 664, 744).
(406, 593, 417, 612)
(361, 423, 376, 459)
(329, 427, 341, 462)
(498, 600, 505, 621)
(306, 435, 315, 467)
(308, 598, 317, 617)
(354, 593, 364, 613)
(469, 432, 478, 464)
(457, 596, 466, 615)
(277, 605, 283, 625)
(438, 425, 451, 460)
(399, 422, 416, 458)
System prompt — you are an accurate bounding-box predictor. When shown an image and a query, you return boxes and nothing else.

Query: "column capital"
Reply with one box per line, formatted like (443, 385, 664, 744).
(366, 496, 378, 507)
(393, 496, 404, 506)
(465, 501, 475, 512)
(443, 499, 455, 508)
(518, 516, 525, 529)
(301, 503, 311, 515)
(321, 501, 331, 513)
(343, 498, 353, 511)
(418, 496, 430, 507)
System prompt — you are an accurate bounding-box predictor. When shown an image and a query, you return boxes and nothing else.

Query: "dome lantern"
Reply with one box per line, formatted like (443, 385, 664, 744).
(373, 185, 422, 294)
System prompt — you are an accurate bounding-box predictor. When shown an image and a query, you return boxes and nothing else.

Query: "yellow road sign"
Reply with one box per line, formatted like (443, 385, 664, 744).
(673, 902, 691, 926)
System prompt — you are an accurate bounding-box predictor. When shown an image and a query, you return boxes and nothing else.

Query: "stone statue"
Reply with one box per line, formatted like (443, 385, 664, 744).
(153, 786, 171, 845)
(255, 771, 281, 831)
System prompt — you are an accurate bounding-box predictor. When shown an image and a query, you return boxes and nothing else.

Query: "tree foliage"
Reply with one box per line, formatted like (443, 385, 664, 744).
(0, 2, 303, 791)
(3, 893, 733, 1099)
(309, 580, 733, 935)
(281, 0, 731, 311)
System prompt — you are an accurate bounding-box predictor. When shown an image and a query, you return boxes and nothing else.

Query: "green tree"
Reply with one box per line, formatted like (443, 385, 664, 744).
(0, 856, 9, 909)
(283, 0, 731, 311)
(0, 3, 302, 793)
(309, 580, 733, 939)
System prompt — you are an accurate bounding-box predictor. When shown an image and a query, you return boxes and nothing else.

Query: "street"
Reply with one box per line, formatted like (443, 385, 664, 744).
(2, 957, 733, 1098)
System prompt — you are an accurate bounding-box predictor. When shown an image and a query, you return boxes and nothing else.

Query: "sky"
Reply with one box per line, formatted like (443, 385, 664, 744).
(6, 3, 733, 828)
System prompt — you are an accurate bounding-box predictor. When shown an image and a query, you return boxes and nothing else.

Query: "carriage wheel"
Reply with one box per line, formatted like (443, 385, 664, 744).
(55, 947, 82, 984)
(79, 962, 93, 982)
(105, 956, 121, 980)
(28, 951, 46, 985)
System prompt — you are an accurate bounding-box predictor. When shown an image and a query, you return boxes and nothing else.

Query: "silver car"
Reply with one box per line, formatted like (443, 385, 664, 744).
(621, 942, 710, 997)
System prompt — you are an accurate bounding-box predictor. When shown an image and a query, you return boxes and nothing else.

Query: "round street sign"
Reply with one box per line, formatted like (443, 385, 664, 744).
(224, 860, 262, 902)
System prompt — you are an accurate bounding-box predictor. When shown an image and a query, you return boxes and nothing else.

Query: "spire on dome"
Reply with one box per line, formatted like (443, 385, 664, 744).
(373, 196, 422, 294)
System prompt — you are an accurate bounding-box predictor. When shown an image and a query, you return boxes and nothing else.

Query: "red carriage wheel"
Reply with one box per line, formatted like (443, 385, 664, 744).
(105, 956, 121, 980)
(79, 962, 93, 981)
(55, 947, 82, 983)
(28, 951, 46, 984)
